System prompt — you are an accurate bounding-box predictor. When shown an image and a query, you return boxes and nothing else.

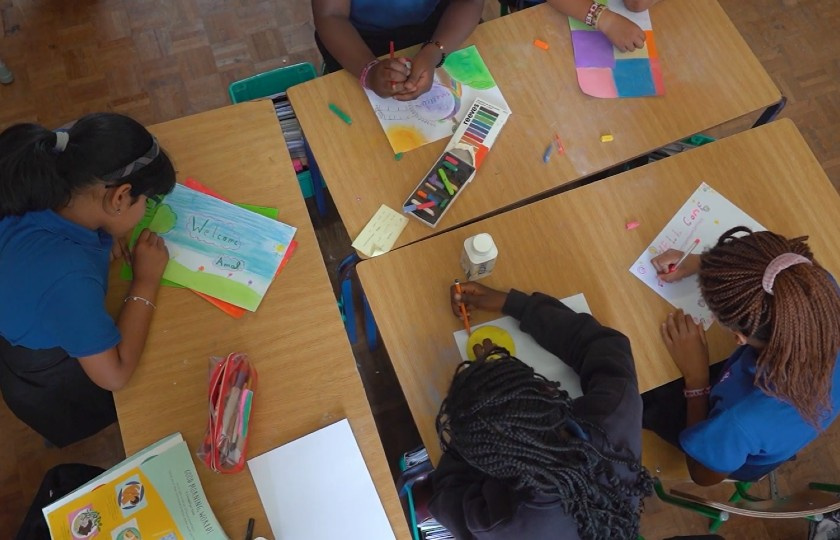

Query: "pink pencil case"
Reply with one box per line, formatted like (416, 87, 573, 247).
(197, 352, 257, 473)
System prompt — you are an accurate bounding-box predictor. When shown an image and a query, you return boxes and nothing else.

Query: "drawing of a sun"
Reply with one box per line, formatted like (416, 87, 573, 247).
(386, 125, 426, 153)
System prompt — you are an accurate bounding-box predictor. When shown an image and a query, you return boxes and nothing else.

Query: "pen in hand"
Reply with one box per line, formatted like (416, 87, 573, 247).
(454, 279, 471, 335)
(666, 238, 701, 274)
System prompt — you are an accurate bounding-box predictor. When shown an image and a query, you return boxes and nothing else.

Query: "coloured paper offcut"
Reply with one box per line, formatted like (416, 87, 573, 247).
(569, 0, 663, 98)
(248, 419, 395, 540)
(452, 293, 592, 398)
(352, 204, 409, 257)
(148, 184, 296, 312)
(629, 183, 765, 329)
(365, 45, 510, 153)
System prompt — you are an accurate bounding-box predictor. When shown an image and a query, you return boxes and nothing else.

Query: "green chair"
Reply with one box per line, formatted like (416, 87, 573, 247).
(643, 430, 840, 533)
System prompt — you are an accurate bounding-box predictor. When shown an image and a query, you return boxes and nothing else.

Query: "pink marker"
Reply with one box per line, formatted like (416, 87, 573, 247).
(668, 238, 701, 273)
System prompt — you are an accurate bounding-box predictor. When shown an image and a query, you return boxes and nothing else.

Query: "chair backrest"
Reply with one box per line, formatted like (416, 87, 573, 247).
(668, 487, 840, 518)
(642, 429, 691, 482)
(228, 63, 317, 104)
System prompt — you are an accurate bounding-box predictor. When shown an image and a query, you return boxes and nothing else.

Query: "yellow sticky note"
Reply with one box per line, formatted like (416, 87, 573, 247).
(351, 205, 409, 258)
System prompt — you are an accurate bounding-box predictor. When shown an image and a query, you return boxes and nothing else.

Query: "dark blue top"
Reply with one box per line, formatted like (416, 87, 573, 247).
(349, 0, 441, 31)
(0, 210, 120, 358)
(681, 345, 840, 481)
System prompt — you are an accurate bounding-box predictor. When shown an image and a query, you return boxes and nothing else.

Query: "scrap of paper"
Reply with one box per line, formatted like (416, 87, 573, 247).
(351, 204, 409, 257)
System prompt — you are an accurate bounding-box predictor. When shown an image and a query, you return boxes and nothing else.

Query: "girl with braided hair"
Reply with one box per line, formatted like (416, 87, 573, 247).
(642, 226, 840, 486)
(0, 113, 175, 446)
(429, 282, 653, 539)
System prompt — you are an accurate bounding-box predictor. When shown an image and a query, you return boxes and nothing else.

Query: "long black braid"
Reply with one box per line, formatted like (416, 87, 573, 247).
(436, 352, 654, 539)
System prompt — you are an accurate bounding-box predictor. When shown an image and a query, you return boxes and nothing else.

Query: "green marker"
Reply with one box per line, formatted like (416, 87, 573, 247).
(443, 161, 458, 172)
(328, 103, 352, 125)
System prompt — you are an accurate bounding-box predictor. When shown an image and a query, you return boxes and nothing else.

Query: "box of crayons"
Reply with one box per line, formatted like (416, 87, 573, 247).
(403, 98, 511, 227)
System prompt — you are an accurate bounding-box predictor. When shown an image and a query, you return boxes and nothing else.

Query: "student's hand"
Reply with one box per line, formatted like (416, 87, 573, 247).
(597, 10, 646, 52)
(661, 309, 710, 388)
(131, 229, 169, 285)
(366, 59, 411, 98)
(396, 45, 439, 101)
(651, 250, 701, 283)
(450, 281, 507, 319)
(110, 236, 131, 264)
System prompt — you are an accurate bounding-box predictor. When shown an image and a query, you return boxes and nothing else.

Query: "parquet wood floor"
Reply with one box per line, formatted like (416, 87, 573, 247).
(1, 1, 839, 538)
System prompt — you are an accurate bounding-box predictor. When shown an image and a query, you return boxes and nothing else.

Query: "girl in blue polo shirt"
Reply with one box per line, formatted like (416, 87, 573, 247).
(0, 113, 175, 447)
(642, 226, 840, 485)
(312, 0, 482, 99)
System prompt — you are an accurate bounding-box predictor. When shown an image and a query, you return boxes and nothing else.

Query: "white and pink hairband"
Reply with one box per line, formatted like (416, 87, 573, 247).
(762, 253, 812, 295)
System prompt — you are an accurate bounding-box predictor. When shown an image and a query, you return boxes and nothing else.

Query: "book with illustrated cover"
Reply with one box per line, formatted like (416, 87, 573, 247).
(43, 433, 228, 540)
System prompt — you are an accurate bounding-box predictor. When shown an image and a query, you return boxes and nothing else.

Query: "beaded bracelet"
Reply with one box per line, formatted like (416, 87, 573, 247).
(125, 295, 156, 309)
(585, 2, 607, 27)
(592, 5, 607, 28)
(683, 386, 711, 399)
(359, 59, 379, 89)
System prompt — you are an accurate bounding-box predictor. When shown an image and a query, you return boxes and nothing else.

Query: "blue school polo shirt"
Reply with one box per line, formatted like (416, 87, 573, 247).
(0, 210, 120, 358)
(350, 0, 441, 31)
(680, 345, 840, 481)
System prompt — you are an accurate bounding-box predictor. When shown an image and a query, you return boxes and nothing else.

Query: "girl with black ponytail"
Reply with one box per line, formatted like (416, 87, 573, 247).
(0, 113, 175, 447)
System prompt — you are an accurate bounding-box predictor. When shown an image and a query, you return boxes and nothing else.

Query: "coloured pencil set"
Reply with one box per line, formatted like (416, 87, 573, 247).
(404, 98, 511, 227)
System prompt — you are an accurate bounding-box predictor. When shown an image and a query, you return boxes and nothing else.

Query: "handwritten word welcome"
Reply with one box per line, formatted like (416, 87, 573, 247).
(187, 215, 241, 250)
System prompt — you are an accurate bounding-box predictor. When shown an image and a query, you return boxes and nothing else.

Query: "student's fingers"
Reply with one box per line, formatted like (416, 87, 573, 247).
(482, 338, 494, 355)
(633, 33, 646, 50)
(473, 343, 484, 358)
(660, 322, 673, 347)
(459, 293, 481, 311)
(136, 228, 152, 244)
(651, 250, 684, 273)
(698, 322, 708, 347)
(383, 60, 410, 80)
(664, 312, 678, 340)
(672, 309, 688, 334)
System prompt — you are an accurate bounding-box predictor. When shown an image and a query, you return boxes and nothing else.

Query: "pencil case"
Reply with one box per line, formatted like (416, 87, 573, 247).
(197, 352, 257, 474)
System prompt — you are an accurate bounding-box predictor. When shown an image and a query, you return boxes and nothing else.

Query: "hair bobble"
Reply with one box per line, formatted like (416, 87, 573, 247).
(762, 253, 812, 295)
(53, 131, 69, 153)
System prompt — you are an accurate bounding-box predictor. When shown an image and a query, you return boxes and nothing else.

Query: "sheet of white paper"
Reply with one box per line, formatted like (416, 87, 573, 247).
(248, 419, 395, 540)
(608, 0, 652, 31)
(351, 204, 409, 257)
(629, 182, 765, 329)
(452, 293, 591, 398)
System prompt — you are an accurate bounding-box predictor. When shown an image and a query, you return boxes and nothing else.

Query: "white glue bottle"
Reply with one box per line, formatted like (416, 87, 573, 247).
(460, 233, 498, 280)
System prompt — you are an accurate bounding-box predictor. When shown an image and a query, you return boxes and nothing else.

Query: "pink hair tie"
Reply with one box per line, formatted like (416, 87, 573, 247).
(762, 253, 812, 295)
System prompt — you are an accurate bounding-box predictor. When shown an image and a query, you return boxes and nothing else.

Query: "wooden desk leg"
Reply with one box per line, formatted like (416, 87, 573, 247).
(752, 96, 788, 128)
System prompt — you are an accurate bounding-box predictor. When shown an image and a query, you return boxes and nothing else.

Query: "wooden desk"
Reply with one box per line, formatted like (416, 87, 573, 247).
(357, 119, 840, 464)
(290, 0, 781, 250)
(108, 101, 410, 539)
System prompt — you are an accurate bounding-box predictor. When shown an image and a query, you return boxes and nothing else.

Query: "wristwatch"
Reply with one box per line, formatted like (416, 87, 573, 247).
(422, 40, 446, 68)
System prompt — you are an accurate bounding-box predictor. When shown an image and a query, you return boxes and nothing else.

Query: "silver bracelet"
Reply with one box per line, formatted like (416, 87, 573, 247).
(124, 295, 156, 309)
